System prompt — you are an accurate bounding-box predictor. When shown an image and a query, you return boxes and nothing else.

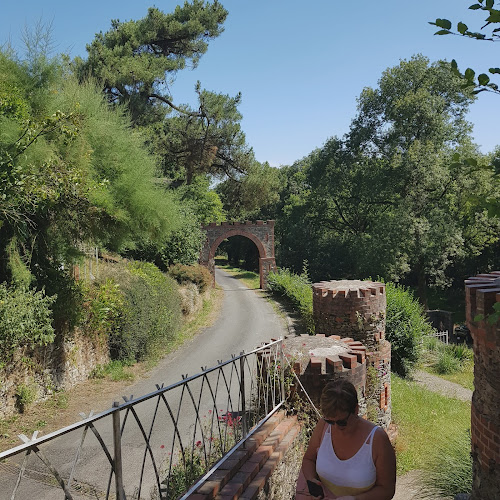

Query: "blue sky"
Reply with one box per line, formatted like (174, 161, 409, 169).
(1, 0, 498, 166)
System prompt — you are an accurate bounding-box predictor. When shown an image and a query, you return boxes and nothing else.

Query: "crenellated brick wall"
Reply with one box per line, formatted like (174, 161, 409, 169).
(465, 272, 500, 500)
(200, 221, 276, 289)
(283, 334, 368, 416)
(311, 280, 391, 429)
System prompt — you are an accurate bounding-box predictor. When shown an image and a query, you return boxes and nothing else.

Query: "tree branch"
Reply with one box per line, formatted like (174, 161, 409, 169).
(148, 93, 205, 117)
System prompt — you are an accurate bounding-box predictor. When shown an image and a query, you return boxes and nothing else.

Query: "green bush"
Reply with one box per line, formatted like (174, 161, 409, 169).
(385, 282, 435, 378)
(85, 278, 124, 339)
(116, 262, 182, 361)
(169, 263, 213, 293)
(0, 283, 56, 362)
(266, 267, 314, 333)
(432, 344, 472, 375)
(451, 343, 473, 363)
(15, 383, 37, 413)
(434, 350, 462, 374)
(84, 260, 183, 362)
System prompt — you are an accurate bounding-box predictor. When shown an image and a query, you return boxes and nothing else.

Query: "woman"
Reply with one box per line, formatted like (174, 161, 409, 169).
(296, 379, 396, 499)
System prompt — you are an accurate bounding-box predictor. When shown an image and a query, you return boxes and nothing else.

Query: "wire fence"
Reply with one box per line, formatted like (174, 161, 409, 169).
(0, 339, 285, 500)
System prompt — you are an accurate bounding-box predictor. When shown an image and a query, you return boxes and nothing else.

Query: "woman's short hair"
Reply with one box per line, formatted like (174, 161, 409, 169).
(320, 379, 358, 416)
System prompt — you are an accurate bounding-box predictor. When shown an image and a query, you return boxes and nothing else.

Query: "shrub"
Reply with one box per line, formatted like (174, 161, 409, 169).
(451, 343, 473, 363)
(115, 262, 182, 361)
(15, 383, 37, 413)
(266, 267, 314, 333)
(434, 350, 462, 374)
(85, 278, 124, 339)
(385, 282, 435, 378)
(86, 260, 183, 362)
(169, 264, 213, 293)
(0, 283, 56, 362)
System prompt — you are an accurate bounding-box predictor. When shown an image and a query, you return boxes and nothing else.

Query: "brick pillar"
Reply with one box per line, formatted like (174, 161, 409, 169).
(465, 272, 500, 500)
(312, 280, 391, 429)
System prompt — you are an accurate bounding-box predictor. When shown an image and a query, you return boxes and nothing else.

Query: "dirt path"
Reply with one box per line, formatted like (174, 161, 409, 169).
(412, 369, 472, 402)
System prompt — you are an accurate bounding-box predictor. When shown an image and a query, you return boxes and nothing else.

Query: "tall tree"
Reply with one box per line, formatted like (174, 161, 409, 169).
(75, 2, 253, 185)
(278, 56, 499, 305)
(75, 2, 227, 117)
(0, 47, 185, 287)
(216, 161, 281, 220)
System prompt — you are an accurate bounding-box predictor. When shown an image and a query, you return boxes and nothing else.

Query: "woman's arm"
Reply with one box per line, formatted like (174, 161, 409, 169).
(337, 427, 396, 500)
(301, 418, 327, 482)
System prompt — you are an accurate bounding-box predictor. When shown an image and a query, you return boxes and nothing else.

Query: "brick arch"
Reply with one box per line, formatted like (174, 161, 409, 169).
(200, 220, 277, 289)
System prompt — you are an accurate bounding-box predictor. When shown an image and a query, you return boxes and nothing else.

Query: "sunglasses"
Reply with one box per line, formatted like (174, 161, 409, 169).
(324, 413, 351, 427)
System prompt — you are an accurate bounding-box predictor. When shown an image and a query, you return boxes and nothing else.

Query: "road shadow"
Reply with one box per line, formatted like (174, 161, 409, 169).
(263, 291, 309, 337)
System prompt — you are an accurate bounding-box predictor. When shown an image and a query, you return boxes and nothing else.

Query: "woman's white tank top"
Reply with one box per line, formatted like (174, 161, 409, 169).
(316, 423, 377, 497)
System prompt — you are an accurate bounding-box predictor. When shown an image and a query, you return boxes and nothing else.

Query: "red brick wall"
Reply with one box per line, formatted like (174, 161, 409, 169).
(200, 221, 276, 289)
(465, 272, 500, 500)
(283, 334, 368, 414)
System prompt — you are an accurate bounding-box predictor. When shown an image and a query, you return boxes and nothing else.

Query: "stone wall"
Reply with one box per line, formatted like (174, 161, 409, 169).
(311, 280, 391, 429)
(465, 272, 500, 500)
(0, 329, 109, 419)
(0, 282, 206, 420)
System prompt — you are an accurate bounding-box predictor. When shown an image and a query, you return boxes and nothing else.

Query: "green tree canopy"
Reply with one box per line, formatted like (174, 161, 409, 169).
(75, 2, 227, 115)
(0, 46, 187, 287)
(75, 1, 252, 185)
(267, 56, 500, 306)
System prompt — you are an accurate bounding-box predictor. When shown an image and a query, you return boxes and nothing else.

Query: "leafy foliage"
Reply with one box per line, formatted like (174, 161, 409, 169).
(266, 267, 314, 333)
(0, 48, 185, 283)
(0, 283, 55, 362)
(264, 56, 499, 307)
(385, 282, 435, 378)
(115, 262, 182, 361)
(75, 3, 228, 114)
(430, 1, 500, 95)
(216, 161, 281, 220)
(168, 263, 213, 293)
(155, 86, 254, 185)
(76, 2, 253, 186)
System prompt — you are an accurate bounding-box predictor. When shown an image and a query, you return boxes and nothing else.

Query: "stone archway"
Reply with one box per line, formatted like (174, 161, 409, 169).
(200, 220, 276, 289)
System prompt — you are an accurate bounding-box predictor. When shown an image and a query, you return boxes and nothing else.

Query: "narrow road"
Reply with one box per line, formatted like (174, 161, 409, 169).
(0, 269, 288, 500)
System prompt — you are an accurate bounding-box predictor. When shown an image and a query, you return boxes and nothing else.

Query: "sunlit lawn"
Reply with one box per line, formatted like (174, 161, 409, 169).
(391, 374, 471, 476)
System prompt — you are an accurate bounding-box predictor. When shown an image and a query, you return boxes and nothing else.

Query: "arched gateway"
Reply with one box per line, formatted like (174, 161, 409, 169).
(200, 220, 277, 289)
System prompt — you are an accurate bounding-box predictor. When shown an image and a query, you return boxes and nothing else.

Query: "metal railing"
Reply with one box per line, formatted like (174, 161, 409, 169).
(432, 330, 449, 344)
(0, 339, 285, 500)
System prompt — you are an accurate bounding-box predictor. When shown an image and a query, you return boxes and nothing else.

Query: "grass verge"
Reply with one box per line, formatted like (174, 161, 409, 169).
(420, 337, 474, 390)
(214, 259, 261, 289)
(392, 374, 471, 476)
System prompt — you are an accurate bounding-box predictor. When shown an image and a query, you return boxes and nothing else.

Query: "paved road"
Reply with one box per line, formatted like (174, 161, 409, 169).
(0, 269, 288, 500)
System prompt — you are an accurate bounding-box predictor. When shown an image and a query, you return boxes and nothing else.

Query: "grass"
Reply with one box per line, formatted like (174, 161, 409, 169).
(91, 360, 135, 382)
(419, 428, 472, 499)
(391, 374, 471, 476)
(420, 337, 474, 390)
